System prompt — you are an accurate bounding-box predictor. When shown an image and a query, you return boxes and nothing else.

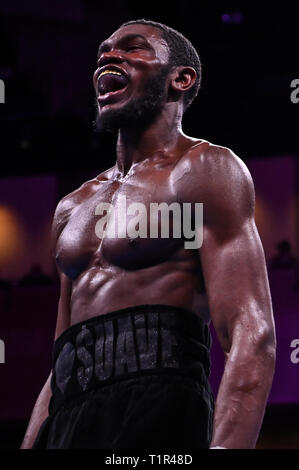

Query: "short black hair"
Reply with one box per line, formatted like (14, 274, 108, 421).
(120, 19, 201, 111)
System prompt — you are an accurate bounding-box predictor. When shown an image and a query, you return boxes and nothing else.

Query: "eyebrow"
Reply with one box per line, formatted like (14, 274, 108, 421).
(97, 33, 150, 58)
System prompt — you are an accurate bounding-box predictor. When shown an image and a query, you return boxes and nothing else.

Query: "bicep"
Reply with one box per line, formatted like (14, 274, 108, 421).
(200, 216, 274, 355)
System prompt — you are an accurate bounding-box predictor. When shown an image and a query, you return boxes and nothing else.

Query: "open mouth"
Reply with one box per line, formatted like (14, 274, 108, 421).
(97, 69, 129, 99)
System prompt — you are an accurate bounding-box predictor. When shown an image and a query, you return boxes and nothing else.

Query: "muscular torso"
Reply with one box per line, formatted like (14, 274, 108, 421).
(55, 137, 210, 326)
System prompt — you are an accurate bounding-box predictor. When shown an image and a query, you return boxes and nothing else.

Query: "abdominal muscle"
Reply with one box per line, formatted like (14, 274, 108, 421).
(69, 248, 209, 326)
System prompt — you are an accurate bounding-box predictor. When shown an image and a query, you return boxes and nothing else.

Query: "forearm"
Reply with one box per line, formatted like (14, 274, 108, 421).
(210, 346, 276, 449)
(21, 372, 52, 449)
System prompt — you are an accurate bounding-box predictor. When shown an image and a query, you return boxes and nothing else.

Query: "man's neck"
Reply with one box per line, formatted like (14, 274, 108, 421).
(115, 105, 185, 177)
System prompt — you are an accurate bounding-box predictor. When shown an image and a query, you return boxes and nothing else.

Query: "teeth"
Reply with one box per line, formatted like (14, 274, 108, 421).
(99, 70, 123, 78)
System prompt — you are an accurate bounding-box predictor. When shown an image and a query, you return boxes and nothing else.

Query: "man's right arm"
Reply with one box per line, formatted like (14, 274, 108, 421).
(21, 189, 73, 450)
(20, 186, 91, 448)
(20, 371, 52, 449)
(20, 272, 72, 449)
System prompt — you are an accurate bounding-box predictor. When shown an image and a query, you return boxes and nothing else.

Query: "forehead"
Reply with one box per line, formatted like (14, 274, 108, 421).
(99, 24, 169, 59)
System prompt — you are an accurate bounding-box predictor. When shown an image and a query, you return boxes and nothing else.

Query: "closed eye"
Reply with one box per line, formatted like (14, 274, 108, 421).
(126, 45, 145, 51)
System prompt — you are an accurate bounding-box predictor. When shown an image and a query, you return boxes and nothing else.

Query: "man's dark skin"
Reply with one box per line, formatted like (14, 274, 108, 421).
(21, 23, 276, 449)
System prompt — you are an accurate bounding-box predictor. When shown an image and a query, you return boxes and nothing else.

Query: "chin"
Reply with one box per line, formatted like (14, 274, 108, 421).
(95, 91, 162, 133)
(99, 100, 127, 115)
(95, 108, 127, 133)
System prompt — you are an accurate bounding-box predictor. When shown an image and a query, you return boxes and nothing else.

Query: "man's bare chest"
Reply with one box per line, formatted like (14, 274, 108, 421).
(55, 164, 186, 278)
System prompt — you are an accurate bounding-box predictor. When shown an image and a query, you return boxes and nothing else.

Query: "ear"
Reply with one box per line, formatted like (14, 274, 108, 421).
(169, 66, 197, 94)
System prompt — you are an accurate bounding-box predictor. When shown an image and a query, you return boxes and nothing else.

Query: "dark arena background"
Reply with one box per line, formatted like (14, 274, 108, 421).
(0, 1, 299, 449)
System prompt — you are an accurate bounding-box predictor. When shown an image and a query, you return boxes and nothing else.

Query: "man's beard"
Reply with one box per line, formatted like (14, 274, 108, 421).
(94, 64, 172, 133)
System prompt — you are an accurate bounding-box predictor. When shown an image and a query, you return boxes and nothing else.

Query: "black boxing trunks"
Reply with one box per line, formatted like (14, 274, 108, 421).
(32, 304, 215, 449)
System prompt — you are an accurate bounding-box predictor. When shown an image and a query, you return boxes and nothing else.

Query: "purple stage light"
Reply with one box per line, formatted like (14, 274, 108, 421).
(221, 11, 244, 25)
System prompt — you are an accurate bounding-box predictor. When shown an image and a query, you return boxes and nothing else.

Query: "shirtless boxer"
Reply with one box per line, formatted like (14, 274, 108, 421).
(21, 19, 276, 449)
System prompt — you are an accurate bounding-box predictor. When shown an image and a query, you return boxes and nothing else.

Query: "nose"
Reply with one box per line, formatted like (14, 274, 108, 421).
(97, 52, 125, 69)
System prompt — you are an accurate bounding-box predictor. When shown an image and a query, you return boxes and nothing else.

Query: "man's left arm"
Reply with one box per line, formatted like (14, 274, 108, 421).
(194, 146, 276, 449)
